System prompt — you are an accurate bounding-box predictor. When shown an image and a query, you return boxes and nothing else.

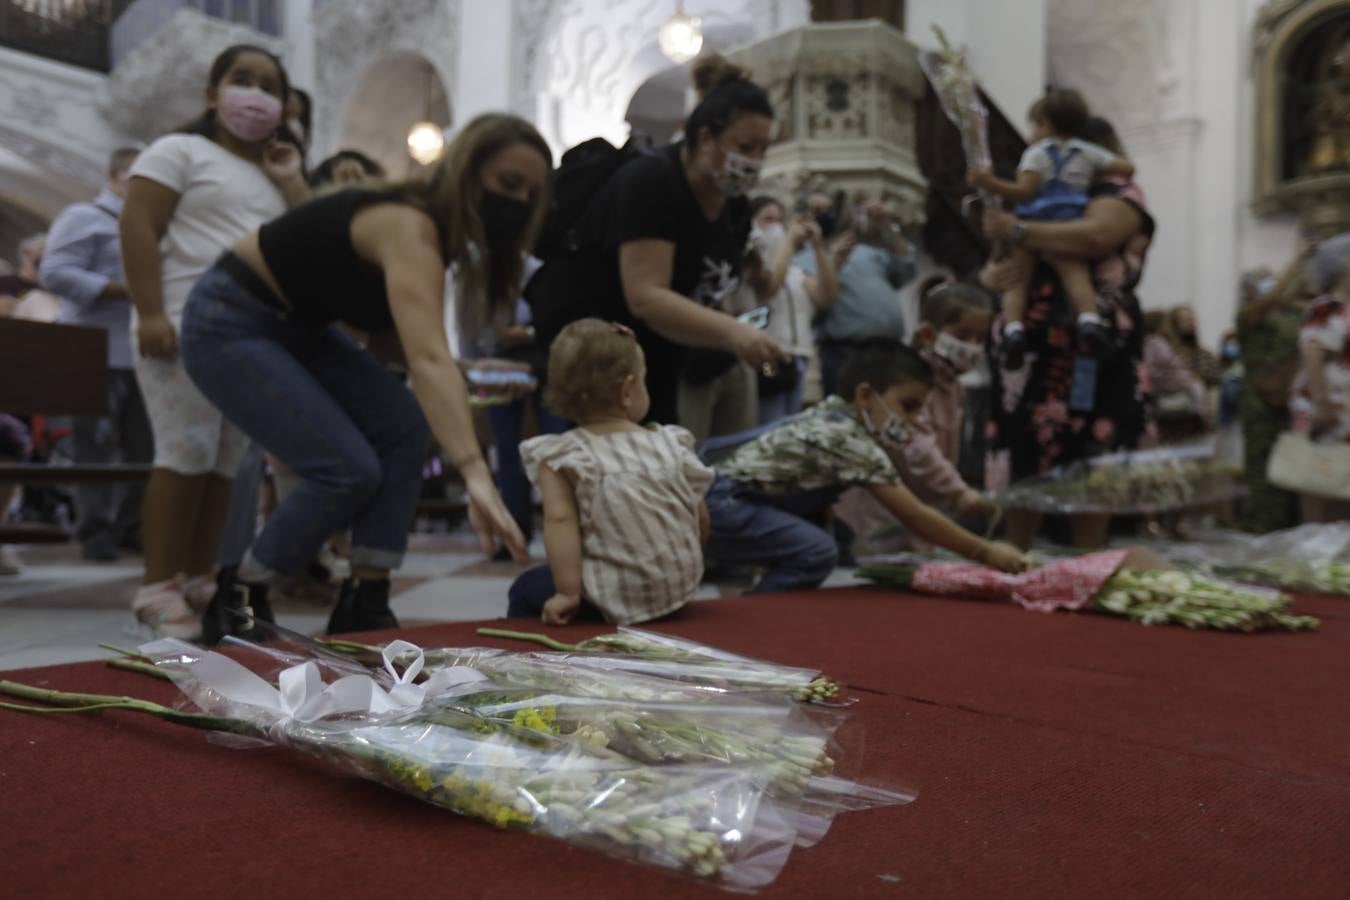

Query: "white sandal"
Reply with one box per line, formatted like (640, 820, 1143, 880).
(132, 576, 200, 640)
(183, 574, 216, 614)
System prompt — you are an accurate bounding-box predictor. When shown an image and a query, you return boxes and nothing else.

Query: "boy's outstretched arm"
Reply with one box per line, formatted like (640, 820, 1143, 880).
(867, 482, 1031, 573)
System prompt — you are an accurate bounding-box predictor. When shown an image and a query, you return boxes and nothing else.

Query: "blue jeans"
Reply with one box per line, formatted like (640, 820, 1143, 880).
(181, 263, 430, 576)
(506, 565, 604, 621)
(487, 399, 568, 540)
(704, 475, 838, 593)
(217, 442, 265, 569)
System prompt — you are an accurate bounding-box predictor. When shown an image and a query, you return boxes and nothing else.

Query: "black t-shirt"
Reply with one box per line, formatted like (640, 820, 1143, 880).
(527, 142, 749, 424)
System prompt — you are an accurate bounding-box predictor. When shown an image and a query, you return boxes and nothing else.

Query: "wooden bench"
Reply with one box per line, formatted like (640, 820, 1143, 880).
(0, 318, 108, 415)
(0, 318, 137, 545)
(0, 320, 483, 540)
(0, 463, 152, 484)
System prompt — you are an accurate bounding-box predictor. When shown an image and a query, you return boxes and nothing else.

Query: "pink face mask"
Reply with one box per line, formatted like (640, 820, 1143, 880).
(216, 85, 282, 143)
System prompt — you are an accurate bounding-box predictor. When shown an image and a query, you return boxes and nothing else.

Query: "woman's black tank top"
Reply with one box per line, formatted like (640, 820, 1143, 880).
(257, 188, 441, 332)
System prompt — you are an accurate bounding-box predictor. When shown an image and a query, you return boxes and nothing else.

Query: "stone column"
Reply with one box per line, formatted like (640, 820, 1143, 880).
(727, 20, 929, 225)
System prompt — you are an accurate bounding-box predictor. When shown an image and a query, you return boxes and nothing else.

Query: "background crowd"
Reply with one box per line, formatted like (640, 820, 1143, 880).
(1, 44, 1347, 636)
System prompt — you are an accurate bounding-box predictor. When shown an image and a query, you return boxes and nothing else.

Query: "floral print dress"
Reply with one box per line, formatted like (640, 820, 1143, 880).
(1290, 296, 1350, 444)
(987, 180, 1155, 487)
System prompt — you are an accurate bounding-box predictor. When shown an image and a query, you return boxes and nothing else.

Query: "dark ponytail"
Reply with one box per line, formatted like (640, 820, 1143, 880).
(683, 54, 773, 148)
(175, 44, 290, 139)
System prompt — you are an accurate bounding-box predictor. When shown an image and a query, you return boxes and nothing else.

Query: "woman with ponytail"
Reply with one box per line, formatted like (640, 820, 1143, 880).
(527, 54, 789, 426)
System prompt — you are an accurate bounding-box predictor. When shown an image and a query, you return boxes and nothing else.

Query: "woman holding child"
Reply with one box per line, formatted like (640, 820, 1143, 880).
(981, 114, 1155, 550)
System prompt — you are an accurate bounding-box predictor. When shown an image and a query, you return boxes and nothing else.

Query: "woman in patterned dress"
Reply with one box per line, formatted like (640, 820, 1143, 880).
(1288, 232, 1350, 522)
(980, 117, 1155, 550)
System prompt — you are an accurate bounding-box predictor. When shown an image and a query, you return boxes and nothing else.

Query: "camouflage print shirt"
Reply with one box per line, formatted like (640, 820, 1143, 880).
(718, 395, 901, 494)
(1237, 290, 1308, 409)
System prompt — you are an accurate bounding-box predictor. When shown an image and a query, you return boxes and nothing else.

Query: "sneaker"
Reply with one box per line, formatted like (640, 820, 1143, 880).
(1002, 329, 1028, 371)
(202, 572, 275, 646)
(1079, 319, 1110, 358)
(0, 545, 23, 576)
(326, 577, 398, 635)
(132, 577, 200, 640)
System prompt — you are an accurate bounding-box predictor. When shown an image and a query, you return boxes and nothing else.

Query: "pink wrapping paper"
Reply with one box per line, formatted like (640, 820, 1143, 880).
(910, 549, 1132, 613)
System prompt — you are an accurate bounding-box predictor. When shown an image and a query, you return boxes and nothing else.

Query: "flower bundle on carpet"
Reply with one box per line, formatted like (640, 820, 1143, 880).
(0, 634, 907, 889)
(857, 549, 1319, 632)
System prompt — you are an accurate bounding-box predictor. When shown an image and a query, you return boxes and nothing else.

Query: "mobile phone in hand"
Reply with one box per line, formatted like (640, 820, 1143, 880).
(737, 306, 771, 330)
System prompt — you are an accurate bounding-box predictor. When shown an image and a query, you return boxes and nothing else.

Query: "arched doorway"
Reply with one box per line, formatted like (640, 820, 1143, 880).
(337, 51, 452, 180)
(625, 65, 689, 146)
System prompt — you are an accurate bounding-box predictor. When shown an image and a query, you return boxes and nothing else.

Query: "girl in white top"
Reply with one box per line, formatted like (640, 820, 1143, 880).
(510, 319, 716, 626)
(743, 197, 838, 424)
(120, 44, 309, 635)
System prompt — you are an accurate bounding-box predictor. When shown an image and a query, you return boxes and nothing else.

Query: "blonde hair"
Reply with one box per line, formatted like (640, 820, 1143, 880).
(544, 319, 643, 422)
(384, 113, 553, 337)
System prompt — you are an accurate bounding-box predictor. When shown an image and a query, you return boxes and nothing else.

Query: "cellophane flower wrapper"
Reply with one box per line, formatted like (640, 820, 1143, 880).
(999, 442, 1245, 515)
(422, 681, 830, 796)
(138, 638, 913, 887)
(918, 30, 994, 191)
(139, 640, 813, 888)
(415, 676, 911, 837)
(362, 629, 843, 705)
(326, 644, 907, 823)
(1138, 523, 1350, 597)
(552, 627, 840, 704)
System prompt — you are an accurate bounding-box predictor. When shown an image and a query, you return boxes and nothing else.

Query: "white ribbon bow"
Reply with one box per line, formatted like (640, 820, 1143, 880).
(380, 639, 487, 708)
(140, 638, 487, 725)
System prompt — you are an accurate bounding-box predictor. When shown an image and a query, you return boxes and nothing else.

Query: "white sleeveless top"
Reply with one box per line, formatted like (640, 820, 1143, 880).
(521, 425, 715, 624)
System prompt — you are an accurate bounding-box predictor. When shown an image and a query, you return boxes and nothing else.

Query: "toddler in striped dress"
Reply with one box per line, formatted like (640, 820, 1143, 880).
(507, 319, 715, 625)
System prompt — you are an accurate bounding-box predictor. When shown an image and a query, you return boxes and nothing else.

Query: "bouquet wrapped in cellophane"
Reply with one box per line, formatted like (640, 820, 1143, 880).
(1136, 522, 1350, 597)
(998, 442, 1244, 515)
(918, 26, 994, 202)
(0, 634, 909, 889)
(329, 626, 843, 704)
(858, 548, 1319, 632)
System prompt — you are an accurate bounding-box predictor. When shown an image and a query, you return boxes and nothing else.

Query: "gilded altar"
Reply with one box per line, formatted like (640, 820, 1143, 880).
(1253, 0, 1350, 237)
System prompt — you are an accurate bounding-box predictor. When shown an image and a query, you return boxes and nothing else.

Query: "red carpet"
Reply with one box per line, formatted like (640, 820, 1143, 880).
(2, 588, 1348, 898)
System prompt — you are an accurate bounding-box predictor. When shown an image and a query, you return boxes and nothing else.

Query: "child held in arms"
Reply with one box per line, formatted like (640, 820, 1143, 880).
(507, 319, 714, 625)
(968, 88, 1135, 370)
(704, 342, 1031, 592)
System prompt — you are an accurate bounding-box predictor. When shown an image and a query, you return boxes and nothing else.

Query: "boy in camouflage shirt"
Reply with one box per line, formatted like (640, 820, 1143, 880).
(706, 344, 1029, 592)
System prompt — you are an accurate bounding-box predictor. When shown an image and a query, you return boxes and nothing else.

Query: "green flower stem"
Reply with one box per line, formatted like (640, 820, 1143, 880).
(0, 679, 257, 736)
(97, 643, 146, 660)
(477, 628, 577, 651)
(106, 658, 172, 681)
(321, 638, 382, 655)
